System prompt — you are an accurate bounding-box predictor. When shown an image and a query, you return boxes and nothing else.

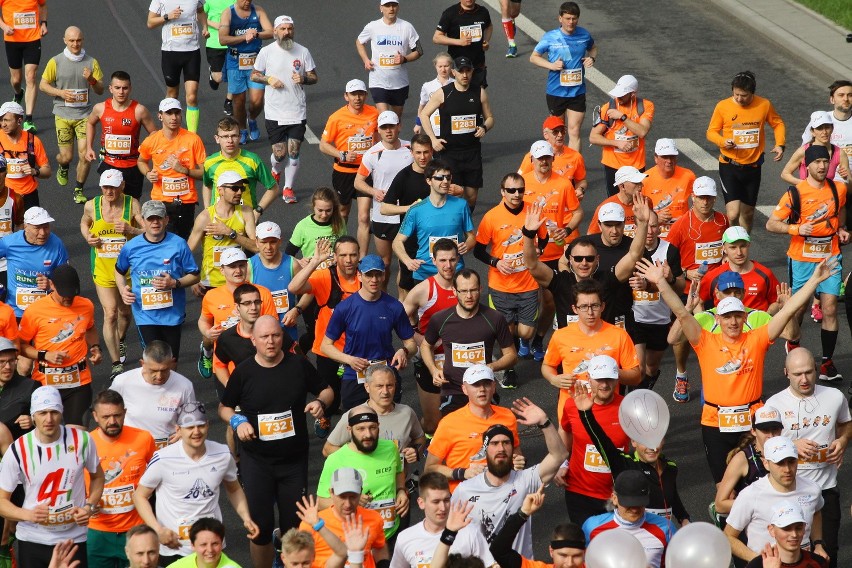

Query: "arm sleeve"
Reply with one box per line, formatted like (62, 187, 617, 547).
(668, 466, 691, 522)
(488, 512, 526, 568)
(284, 242, 300, 257)
(472, 242, 495, 266)
(578, 408, 630, 478)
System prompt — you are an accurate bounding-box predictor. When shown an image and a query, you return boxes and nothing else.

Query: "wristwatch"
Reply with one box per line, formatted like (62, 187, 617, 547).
(228, 230, 238, 240)
(620, 113, 627, 122)
(163, 13, 170, 21)
(253, 205, 264, 215)
(86, 502, 99, 515)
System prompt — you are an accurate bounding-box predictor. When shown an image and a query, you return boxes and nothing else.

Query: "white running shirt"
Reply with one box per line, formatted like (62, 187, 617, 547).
(390, 520, 495, 568)
(357, 19, 419, 90)
(360, 141, 413, 224)
(254, 41, 316, 125)
(150, 0, 205, 52)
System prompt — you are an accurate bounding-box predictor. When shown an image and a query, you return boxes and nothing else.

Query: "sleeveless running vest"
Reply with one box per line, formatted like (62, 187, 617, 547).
(100, 100, 142, 169)
(438, 82, 483, 151)
(90, 195, 133, 288)
(201, 205, 246, 287)
(227, 5, 262, 71)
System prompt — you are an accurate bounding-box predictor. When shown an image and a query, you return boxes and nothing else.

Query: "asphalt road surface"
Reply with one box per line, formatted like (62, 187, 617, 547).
(39, 0, 852, 564)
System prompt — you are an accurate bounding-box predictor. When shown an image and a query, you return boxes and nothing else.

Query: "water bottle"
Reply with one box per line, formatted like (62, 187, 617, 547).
(697, 260, 709, 278)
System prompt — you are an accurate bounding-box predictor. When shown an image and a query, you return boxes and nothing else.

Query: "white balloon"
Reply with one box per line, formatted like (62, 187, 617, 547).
(585, 528, 647, 568)
(618, 389, 670, 449)
(665, 522, 731, 568)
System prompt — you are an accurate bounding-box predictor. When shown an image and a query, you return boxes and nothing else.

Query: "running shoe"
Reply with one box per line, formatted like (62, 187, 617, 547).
(531, 337, 545, 362)
(314, 417, 331, 439)
(673, 375, 690, 403)
(208, 66, 219, 90)
(517, 337, 531, 358)
(785, 340, 799, 354)
(282, 187, 297, 203)
(240, 130, 248, 145)
(811, 302, 823, 323)
(505, 45, 518, 58)
(497, 368, 518, 389)
(57, 165, 69, 186)
(109, 363, 124, 382)
(22, 120, 36, 133)
(223, 98, 233, 116)
(248, 119, 260, 141)
(73, 187, 86, 204)
(197, 342, 213, 379)
(12, 90, 23, 105)
(819, 359, 842, 382)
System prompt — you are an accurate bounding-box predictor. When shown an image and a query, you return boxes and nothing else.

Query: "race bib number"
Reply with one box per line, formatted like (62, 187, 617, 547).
(0, 218, 11, 235)
(104, 134, 132, 155)
(583, 444, 611, 473)
(43, 365, 82, 389)
(614, 132, 638, 153)
(42, 504, 75, 529)
(623, 223, 636, 238)
(502, 251, 526, 273)
(451, 341, 485, 368)
(257, 410, 295, 441)
(613, 315, 625, 329)
(212, 245, 236, 267)
(459, 24, 482, 42)
(272, 290, 289, 314)
(97, 237, 126, 259)
(842, 145, 852, 158)
(238, 53, 257, 70)
(429, 235, 458, 256)
(155, 437, 169, 449)
(15, 287, 47, 310)
(13, 11, 36, 29)
(733, 127, 759, 149)
(450, 114, 476, 135)
(170, 23, 194, 37)
(6, 158, 27, 179)
(100, 484, 135, 514)
(177, 519, 198, 542)
(559, 68, 582, 87)
(798, 443, 830, 470)
(632, 289, 660, 304)
(140, 287, 174, 310)
(347, 135, 372, 156)
(356, 360, 389, 384)
(162, 176, 190, 197)
(695, 240, 723, 263)
(718, 405, 752, 433)
(378, 54, 399, 68)
(369, 498, 397, 530)
(65, 89, 88, 108)
(802, 236, 832, 259)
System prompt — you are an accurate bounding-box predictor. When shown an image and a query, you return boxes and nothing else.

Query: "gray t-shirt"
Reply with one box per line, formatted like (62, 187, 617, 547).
(328, 403, 424, 451)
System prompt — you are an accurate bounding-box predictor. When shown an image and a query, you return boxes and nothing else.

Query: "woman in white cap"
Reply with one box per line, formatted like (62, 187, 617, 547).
(781, 110, 849, 186)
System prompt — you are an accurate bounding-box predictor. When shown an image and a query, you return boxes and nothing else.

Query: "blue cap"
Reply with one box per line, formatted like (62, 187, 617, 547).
(717, 271, 744, 291)
(359, 254, 386, 273)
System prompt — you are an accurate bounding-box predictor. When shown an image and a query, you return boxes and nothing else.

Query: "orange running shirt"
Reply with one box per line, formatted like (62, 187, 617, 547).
(19, 295, 95, 387)
(200, 283, 277, 331)
(666, 210, 729, 291)
(642, 165, 696, 237)
(693, 326, 770, 428)
(137, 128, 206, 203)
(300, 506, 386, 568)
(587, 195, 635, 237)
(1, 0, 45, 43)
(0, 130, 49, 195)
(0, 301, 17, 341)
(771, 179, 847, 262)
(476, 203, 541, 293)
(707, 95, 785, 166)
(543, 322, 638, 423)
(321, 105, 380, 174)
(517, 147, 587, 182)
(597, 98, 655, 170)
(521, 171, 579, 261)
(308, 268, 361, 356)
(87, 425, 156, 534)
(428, 404, 520, 491)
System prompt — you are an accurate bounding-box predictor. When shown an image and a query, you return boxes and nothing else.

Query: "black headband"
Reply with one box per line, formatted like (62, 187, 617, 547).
(348, 412, 378, 427)
(482, 424, 514, 446)
(551, 539, 586, 550)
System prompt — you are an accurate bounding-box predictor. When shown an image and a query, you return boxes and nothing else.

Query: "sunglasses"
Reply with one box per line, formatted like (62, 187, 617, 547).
(571, 255, 596, 263)
(502, 187, 524, 194)
(180, 401, 206, 414)
(431, 174, 452, 181)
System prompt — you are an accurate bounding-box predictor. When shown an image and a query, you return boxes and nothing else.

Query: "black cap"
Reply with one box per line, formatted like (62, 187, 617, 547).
(51, 264, 80, 298)
(482, 424, 514, 446)
(454, 56, 473, 70)
(804, 144, 830, 166)
(613, 470, 650, 507)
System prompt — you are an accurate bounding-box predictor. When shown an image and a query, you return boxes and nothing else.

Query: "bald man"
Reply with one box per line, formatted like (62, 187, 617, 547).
(219, 314, 333, 567)
(765, 347, 851, 568)
(39, 26, 104, 204)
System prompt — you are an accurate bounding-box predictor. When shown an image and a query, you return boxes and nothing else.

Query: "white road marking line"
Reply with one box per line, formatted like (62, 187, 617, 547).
(305, 126, 320, 145)
(482, 0, 719, 171)
(755, 205, 776, 218)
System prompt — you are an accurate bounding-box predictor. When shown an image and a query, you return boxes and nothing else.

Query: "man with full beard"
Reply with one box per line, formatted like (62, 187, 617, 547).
(451, 398, 567, 559)
(316, 406, 409, 544)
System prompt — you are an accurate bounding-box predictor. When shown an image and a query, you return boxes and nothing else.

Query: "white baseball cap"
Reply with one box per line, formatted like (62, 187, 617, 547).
(808, 110, 833, 130)
(24, 206, 55, 225)
(256, 221, 282, 240)
(716, 296, 746, 315)
(99, 169, 124, 187)
(654, 138, 679, 156)
(345, 79, 367, 93)
(598, 202, 626, 223)
(722, 226, 750, 244)
(608, 75, 638, 98)
(378, 110, 399, 126)
(380, 0, 399, 4)
(763, 436, 798, 463)
(31, 386, 63, 414)
(0, 102, 24, 117)
(463, 364, 495, 384)
(220, 248, 248, 266)
(693, 176, 717, 197)
(331, 468, 363, 495)
(613, 166, 647, 186)
(274, 15, 294, 27)
(588, 355, 619, 380)
(530, 140, 555, 159)
(158, 98, 182, 113)
(770, 500, 807, 528)
(217, 170, 245, 186)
